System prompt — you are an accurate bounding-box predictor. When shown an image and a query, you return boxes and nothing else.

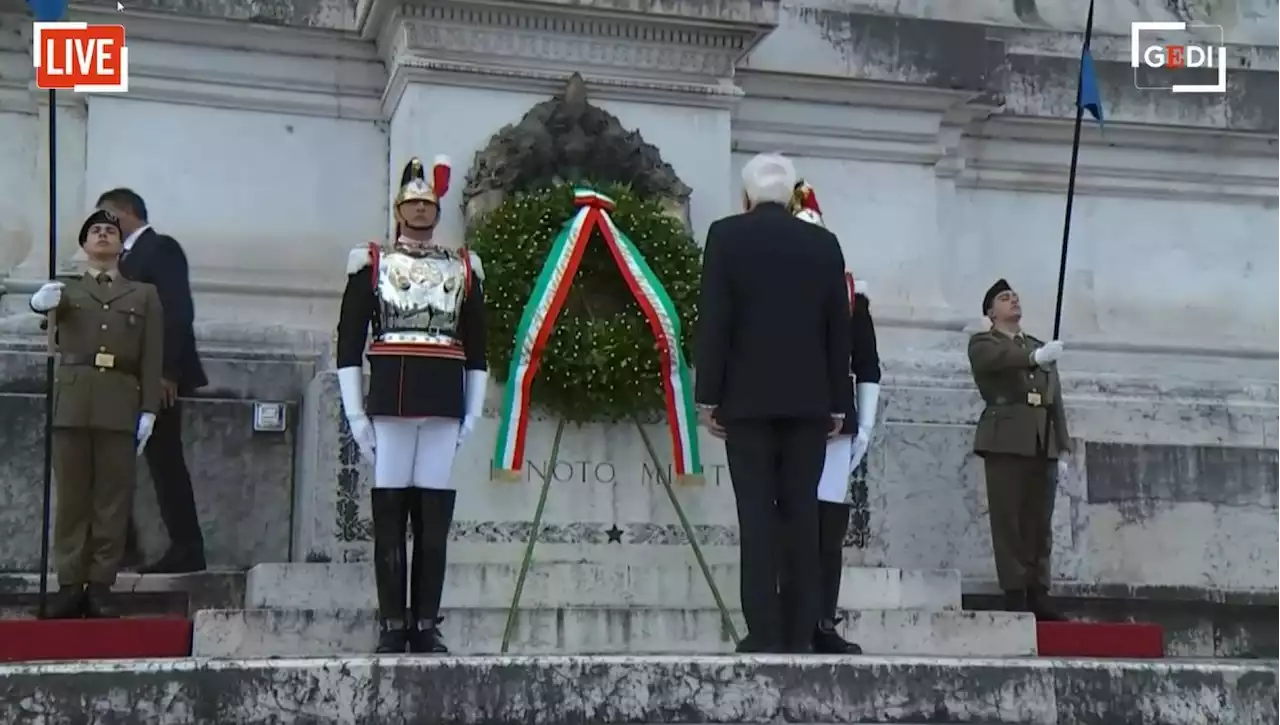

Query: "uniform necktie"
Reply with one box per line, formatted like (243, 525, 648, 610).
(97, 273, 111, 285)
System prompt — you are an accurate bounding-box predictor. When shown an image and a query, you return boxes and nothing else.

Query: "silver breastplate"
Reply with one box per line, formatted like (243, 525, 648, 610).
(375, 246, 468, 345)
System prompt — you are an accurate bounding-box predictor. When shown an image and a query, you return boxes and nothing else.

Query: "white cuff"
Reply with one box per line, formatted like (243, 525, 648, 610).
(464, 369, 488, 419)
(855, 382, 880, 432)
(336, 366, 366, 420)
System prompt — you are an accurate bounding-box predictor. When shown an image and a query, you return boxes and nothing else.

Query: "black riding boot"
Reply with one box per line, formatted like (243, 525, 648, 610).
(813, 502, 862, 655)
(372, 489, 412, 653)
(408, 489, 457, 654)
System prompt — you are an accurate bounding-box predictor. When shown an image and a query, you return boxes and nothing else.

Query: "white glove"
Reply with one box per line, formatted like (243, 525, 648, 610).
(337, 367, 375, 462)
(1056, 458, 1070, 482)
(30, 281, 64, 313)
(1032, 340, 1064, 366)
(848, 382, 881, 470)
(348, 415, 376, 463)
(458, 369, 488, 447)
(135, 412, 155, 455)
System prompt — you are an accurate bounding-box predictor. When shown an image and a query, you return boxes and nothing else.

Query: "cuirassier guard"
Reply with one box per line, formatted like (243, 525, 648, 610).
(335, 156, 488, 654)
(790, 181, 882, 655)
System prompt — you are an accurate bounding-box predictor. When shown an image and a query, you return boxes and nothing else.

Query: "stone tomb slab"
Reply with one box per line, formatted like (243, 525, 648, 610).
(191, 607, 1035, 657)
(1, 654, 1273, 724)
(245, 560, 961, 610)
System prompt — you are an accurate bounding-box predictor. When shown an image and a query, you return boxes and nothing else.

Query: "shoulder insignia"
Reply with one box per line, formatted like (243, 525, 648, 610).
(346, 242, 378, 276)
(468, 250, 485, 281)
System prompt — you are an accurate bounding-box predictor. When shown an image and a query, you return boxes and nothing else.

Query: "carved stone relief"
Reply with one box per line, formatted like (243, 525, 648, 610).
(461, 73, 693, 231)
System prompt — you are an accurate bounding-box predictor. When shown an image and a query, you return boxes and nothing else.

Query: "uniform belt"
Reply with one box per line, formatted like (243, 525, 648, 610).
(990, 396, 1045, 408)
(60, 353, 139, 376)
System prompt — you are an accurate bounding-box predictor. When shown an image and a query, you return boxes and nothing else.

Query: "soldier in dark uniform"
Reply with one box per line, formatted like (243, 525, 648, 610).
(335, 156, 488, 654)
(790, 181, 882, 654)
(29, 209, 163, 618)
(967, 278, 1069, 621)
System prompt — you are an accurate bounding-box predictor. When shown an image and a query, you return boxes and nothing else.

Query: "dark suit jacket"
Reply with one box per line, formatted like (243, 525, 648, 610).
(693, 202, 852, 421)
(119, 227, 207, 392)
(967, 329, 1071, 459)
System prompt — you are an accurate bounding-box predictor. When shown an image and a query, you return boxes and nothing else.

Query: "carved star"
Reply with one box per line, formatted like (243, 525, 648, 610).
(606, 524, 624, 544)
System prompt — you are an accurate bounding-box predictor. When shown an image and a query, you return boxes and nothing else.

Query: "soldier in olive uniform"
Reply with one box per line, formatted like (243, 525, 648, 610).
(29, 209, 163, 618)
(967, 279, 1069, 622)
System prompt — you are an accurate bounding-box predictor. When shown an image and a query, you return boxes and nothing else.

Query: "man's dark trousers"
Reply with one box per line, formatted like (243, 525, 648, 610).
(143, 401, 204, 562)
(724, 417, 828, 650)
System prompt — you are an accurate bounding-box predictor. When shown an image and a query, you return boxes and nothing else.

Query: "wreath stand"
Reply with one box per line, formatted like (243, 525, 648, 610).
(483, 188, 739, 652)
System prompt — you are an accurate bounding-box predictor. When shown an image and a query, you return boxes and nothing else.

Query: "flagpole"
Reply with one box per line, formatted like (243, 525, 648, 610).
(37, 86, 58, 618)
(1053, 0, 1095, 338)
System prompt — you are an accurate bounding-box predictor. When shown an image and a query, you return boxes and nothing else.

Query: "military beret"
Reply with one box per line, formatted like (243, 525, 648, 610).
(78, 209, 121, 246)
(982, 278, 1012, 315)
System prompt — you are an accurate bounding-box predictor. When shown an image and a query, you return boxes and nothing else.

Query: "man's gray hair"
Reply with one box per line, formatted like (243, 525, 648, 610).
(741, 153, 797, 206)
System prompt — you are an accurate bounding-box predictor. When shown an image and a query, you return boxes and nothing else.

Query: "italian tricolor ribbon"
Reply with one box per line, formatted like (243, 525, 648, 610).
(492, 188, 703, 483)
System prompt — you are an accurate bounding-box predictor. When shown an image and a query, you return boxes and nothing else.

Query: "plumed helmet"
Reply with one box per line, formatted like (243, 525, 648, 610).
(394, 155, 452, 207)
(789, 180, 825, 227)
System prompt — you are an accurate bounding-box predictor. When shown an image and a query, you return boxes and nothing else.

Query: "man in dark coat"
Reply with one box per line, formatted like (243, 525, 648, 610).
(694, 152, 853, 653)
(98, 188, 208, 574)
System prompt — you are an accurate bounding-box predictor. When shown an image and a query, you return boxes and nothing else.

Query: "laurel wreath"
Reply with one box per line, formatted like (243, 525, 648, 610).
(467, 183, 701, 422)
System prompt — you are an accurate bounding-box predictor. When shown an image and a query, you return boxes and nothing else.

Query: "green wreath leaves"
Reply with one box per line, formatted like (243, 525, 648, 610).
(468, 183, 701, 422)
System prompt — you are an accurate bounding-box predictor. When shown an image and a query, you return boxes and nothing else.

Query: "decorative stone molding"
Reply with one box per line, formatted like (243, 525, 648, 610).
(732, 71, 1277, 204)
(373, 0, 779, 114)
(958, 117, 1278, 204)
(732, 70, 997, 168)
(0, 6, 385, 120)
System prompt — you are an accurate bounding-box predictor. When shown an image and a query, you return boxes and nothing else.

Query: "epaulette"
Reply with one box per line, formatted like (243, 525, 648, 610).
(346, 242, 379, 276)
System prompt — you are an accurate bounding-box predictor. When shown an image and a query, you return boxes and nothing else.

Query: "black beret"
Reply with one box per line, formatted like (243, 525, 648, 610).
(982, 278, 1012, 315)
(78, 209, 121, 246)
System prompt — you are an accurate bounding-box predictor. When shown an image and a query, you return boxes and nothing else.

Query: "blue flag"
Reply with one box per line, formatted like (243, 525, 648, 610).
(1078, 48, 1104, 126)
(27, 0, 67, 22)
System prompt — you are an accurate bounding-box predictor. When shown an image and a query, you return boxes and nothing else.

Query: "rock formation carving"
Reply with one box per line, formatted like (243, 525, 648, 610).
(461, 73, 693, 231)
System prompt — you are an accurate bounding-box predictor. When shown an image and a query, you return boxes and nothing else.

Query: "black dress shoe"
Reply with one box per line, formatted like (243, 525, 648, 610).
(138, 549, 206, 575)
(41, 585, 86, 619)
(83, 583, 120, 618)
(375, 619, 409, 654)
(407, 618, 449, 654)
(813, 618, 863, 655)
(734, 633, 781, 653)
(1028, 588, 1067, 622)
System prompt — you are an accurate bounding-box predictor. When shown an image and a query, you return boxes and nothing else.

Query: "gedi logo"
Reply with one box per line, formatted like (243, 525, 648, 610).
(33, 22, 129, 93)
(1130, 21, 1226, 94)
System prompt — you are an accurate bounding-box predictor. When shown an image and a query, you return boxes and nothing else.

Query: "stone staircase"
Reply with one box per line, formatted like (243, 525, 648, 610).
(191, 543, 1037, 657)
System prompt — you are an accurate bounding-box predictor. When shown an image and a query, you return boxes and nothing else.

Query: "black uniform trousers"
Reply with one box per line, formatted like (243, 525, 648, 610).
(724, 417, 829, 649)
(142, 402, 204, 556)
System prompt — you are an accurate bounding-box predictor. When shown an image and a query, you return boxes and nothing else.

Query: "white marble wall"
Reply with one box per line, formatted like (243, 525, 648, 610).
(296, 363, 1279, 593)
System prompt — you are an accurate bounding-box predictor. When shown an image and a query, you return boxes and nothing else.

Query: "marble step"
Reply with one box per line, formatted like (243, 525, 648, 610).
(10, 655, 1267, 725)
(247, 560, 960, 610)
(191, 606, 1036, 657)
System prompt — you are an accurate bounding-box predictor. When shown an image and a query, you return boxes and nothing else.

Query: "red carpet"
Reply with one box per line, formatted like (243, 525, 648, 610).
(1037, 621, 1165, 658)
(0, 618, 192, 662)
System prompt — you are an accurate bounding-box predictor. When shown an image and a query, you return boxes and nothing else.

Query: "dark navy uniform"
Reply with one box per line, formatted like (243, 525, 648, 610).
(334, 156, 488, 654)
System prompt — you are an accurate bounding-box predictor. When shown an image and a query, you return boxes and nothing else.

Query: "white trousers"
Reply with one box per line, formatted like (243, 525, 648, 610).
(370, 416, 461, 490)
(817, 434, 853, 504)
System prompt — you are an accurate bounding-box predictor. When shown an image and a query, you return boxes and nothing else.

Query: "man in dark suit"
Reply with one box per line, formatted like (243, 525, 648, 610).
(694, 153, 852, 653)
(97, 188, 208, 574)
(967, 278, 1070, 621)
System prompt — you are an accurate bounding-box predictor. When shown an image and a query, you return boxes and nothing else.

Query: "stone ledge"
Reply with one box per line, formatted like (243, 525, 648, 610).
(244, 561, 962, 610)
(1, 655, 1273, 724)
(191, 607, 1037, 657)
